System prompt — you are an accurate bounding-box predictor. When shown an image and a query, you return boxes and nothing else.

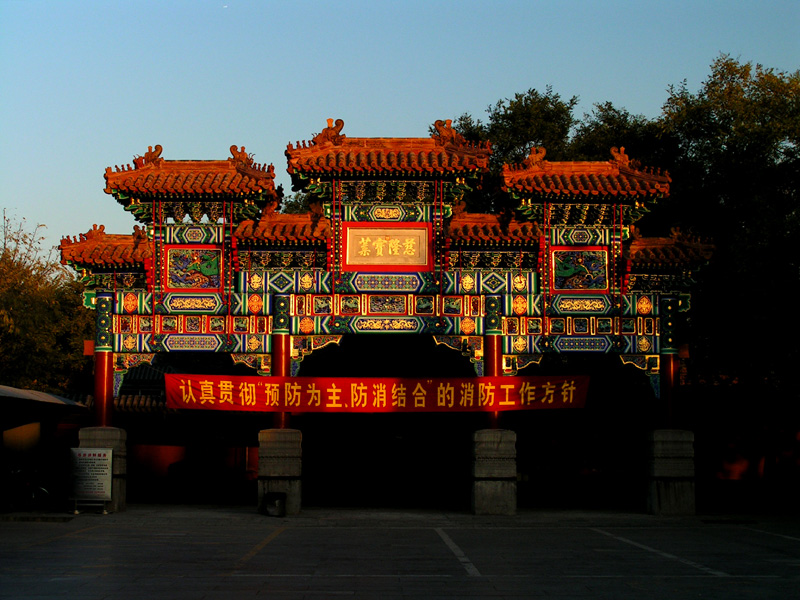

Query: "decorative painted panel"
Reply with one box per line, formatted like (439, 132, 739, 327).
(352, 273, 425, 293)
(550, 295, 611, 315)
(552, 227, 609, 246)
(550, 247, 608, 293)
(164, 225, 224, 245)
(164, 246, 222, 292)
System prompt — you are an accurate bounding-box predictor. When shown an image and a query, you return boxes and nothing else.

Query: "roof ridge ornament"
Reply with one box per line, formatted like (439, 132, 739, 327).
(432, 119, 466, 147)
(610, 146, 671, 182)
(312, 118, 346, 147)
(132, 145, 163, 169)
(229, 145, 276, 178)
(229, 145, 254, 167)
(523, 146, 547, 168)
(60, 223, 106, 247)
(610, 146, 630, 167)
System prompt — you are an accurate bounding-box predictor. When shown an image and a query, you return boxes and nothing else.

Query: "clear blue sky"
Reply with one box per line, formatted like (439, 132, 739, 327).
(1, 0, 798, 251)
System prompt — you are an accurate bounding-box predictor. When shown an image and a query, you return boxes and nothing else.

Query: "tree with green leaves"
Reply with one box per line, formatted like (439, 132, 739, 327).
(280, 191, 313, 215)
(570, 101, 671, 165)
(481, 85, 579, 167)
(0, 213, 94, 393)
(446, 86, 579, 212)
(657, 55, 800, 392)
(446, 56, 799, 399)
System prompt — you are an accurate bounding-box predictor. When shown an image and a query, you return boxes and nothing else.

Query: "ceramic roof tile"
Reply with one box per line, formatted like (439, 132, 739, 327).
(447, 213, 541, 243)
(627, 228, 713, 267)
(60, 214, 332, 268)
(59, 225, 152, 267)
(285, 119, 491, 179)
(59, 216, 710, 274)
(234, 211, 332, 243)
(502, 147, 671, 200)
(104, 145, 280, 200)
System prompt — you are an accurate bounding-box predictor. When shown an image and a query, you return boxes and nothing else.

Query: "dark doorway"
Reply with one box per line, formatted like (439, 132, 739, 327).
(295, 340, 654, 510)
(294, 334, 476, 378)
(294, 334, 483, 509)
(117, 343, 657, 510)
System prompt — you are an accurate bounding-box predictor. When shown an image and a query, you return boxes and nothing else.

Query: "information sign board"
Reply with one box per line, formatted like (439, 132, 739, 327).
(71, 448, 113, 501)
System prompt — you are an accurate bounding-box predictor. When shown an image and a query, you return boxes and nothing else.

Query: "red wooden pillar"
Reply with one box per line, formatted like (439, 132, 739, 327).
(93, 350, 114, 427)
(484, 334, 502, 377)
(271, 333, 291, 429)
(93, 292, 115, 427)
(660, 352, 679, 427)
(484, 335, 502, 428)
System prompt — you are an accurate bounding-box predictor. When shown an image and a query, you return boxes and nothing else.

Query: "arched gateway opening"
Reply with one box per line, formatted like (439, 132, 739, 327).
(60, 120, 711, 514)
(292, 334, 479, 509)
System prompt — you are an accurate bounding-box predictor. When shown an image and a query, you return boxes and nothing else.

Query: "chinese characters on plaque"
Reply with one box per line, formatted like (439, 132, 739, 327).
(166, 374, 588, 413)
(344, 226, 430, 270)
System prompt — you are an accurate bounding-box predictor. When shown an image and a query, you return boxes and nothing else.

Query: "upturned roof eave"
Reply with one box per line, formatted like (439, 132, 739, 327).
(104, 145, 280, 201)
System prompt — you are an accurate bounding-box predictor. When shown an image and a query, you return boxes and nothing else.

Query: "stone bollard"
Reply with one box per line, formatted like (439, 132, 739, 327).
(648, 429, 695, 515)
(472, 429, 516, 515)
(78, 427, 127, 513)
(258, 428, 302, 516)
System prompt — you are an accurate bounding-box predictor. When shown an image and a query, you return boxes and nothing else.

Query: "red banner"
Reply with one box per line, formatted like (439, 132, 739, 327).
(165, 374, 588, 413)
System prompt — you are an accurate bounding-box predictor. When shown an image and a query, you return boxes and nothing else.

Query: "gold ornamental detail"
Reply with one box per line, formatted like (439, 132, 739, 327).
(556, 298, 605, 312)
(299, 317, 315, 334)
(512, 296, 527, 315)
(247, 335, 263, 351)
(123, 292, 138, 314)
(637, 296, 653, 315)
(249, 273, 264, 290)
(122, 334, 137, 350)
(299, 273, 314, 291)
(167, 297, 218, 310)
(248, 294, 264, 314)
(460, 317, 476, 335)
(373, 207, 402, 219)
(355, 318, 417, 331)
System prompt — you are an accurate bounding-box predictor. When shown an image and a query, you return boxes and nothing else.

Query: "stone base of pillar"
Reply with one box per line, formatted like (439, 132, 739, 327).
(258, 428, 302, 516)
(78, 427, 127, 513)
(472, 429, 516, 515)
(647, 429, 695, 515)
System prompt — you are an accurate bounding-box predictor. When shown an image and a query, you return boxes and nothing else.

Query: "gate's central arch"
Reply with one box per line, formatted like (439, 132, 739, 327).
(60, 118, 711, 513)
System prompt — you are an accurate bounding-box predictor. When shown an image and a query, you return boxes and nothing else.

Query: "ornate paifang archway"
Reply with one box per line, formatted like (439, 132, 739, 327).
(60, 120, 711, 514)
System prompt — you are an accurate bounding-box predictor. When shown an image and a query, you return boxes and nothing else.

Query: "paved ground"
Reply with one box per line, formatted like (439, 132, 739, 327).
(1, 505, 799, 599)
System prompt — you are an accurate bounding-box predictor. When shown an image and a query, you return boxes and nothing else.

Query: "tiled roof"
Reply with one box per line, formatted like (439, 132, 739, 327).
(59, 225, 152, 267)
(502, 147, 671, 199)
(104, 145, 280, 200)
(285, 119, 491, 179)
(60, 218, 710, 271)
(235, 211, 331, 243)
(448, 212, 541, 244)
(627, 227, 713, 267)
(59, 214, 332, 268)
